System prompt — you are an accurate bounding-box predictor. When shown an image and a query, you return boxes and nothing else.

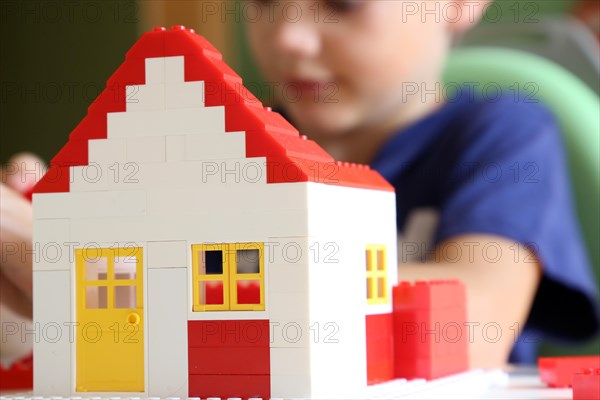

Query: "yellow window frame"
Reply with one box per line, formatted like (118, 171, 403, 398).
(191, 242, 265, 312)
(191, 243, 229, 312)
(230, 242, 265, 311)
(75, 246, 144, 311)
(366, 245, 388, 305)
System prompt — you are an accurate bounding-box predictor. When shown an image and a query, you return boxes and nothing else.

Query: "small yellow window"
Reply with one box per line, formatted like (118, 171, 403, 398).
(192, 243, 265, 312)
(76, 246, 143, 311)
(366, 245, 388, 305)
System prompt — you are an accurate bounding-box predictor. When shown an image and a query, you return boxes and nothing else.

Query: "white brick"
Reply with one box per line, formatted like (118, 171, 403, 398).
(107, 107, 225, 138)
(165, 56, 184, 83)
(187, 310, 269, 321)
(269, 292, 310, 348)
(68, 210, 308, 244)
(270, 374, 312, 398)
(185, 131, 245, 160)
(32, 218, 71, 271)
(126, 84, 165, 111)
(271, 348, 311, 377)
(268, 262, 309, 295)
(148, 268, 188, 396)
(266, 237, 311, 269)
(33, 270, 72, 394)
(33, 190, 146, 219)
(145, 57, 165, 84)
(127, 136, 166, 163)
(70, 164, 109, 192)
(88, 138, 126, 164)
(166, 81, 204, 109)
(166, 135, 185, 162)
(104, 158, 292, 192)
(147, 240, 188, 268)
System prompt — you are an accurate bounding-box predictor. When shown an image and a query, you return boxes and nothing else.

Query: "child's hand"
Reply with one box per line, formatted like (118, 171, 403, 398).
(0, 153, 45, 319)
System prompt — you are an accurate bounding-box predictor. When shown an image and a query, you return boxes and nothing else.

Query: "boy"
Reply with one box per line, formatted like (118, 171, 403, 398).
(244, 0, 599, 366)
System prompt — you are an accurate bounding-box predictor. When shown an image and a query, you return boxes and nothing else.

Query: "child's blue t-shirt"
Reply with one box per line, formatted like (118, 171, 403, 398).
(370, 89, 599, 363)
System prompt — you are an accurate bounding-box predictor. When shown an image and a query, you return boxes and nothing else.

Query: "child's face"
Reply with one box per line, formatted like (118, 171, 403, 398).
(246, 0, 465, 136)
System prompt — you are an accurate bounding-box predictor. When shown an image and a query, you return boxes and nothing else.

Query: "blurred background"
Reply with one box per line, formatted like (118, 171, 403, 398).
(1, 0, 598, 358)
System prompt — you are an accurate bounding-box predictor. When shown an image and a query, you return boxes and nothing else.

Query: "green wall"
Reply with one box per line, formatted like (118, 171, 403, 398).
(483, 0, 575, 21)
(0, 1, 138, 163)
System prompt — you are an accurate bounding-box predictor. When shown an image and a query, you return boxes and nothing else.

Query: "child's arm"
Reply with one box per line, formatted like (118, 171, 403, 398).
(0, 154, 43, 363)
(0, 182, 33, 318)
(0, 182, 34, 364)
(399, 234, 541, 368)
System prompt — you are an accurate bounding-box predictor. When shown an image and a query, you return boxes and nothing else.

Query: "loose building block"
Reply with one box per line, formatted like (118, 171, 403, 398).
(0, 354, 33, 391)
(538, 355, 600, 387)
(573, 368, 600, 400)
(393, 280, 468, 380)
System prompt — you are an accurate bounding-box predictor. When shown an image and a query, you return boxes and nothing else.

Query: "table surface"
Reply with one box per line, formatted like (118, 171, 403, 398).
(480, 367, 572, 399)
(0, 368, 573, 400)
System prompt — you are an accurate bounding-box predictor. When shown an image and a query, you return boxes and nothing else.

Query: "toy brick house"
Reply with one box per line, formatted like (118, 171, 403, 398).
(32, 26, 400, 399)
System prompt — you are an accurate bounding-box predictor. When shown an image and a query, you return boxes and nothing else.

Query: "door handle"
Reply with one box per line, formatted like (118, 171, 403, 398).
(127, 312, 141, 325)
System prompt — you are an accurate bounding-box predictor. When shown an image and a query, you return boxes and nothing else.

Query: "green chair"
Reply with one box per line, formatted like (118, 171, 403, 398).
(444, 46, 600, 355)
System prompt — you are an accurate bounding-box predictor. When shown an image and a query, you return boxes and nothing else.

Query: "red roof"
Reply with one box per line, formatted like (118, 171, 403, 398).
(34, 26, 392, 194)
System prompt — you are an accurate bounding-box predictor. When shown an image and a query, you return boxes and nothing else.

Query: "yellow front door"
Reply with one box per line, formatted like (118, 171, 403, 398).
(75, 247, 144, 392)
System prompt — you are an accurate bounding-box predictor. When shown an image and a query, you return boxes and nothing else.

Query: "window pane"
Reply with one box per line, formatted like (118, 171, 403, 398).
(85, 257, 107, 281)
(377, 278, 386, 299)
(201, 250, 223, 275)
(366, 279, 372, 300)
(236, 280, 261, 304)
(115, 286, 137, 309)
(115, 255, 137, 280)
(199, 281, 224, 305)
(237, 249, 260, 274)
(86, 286, 107, 309)
(377, 250, 385, 271)
(365, 250, 372, 272)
